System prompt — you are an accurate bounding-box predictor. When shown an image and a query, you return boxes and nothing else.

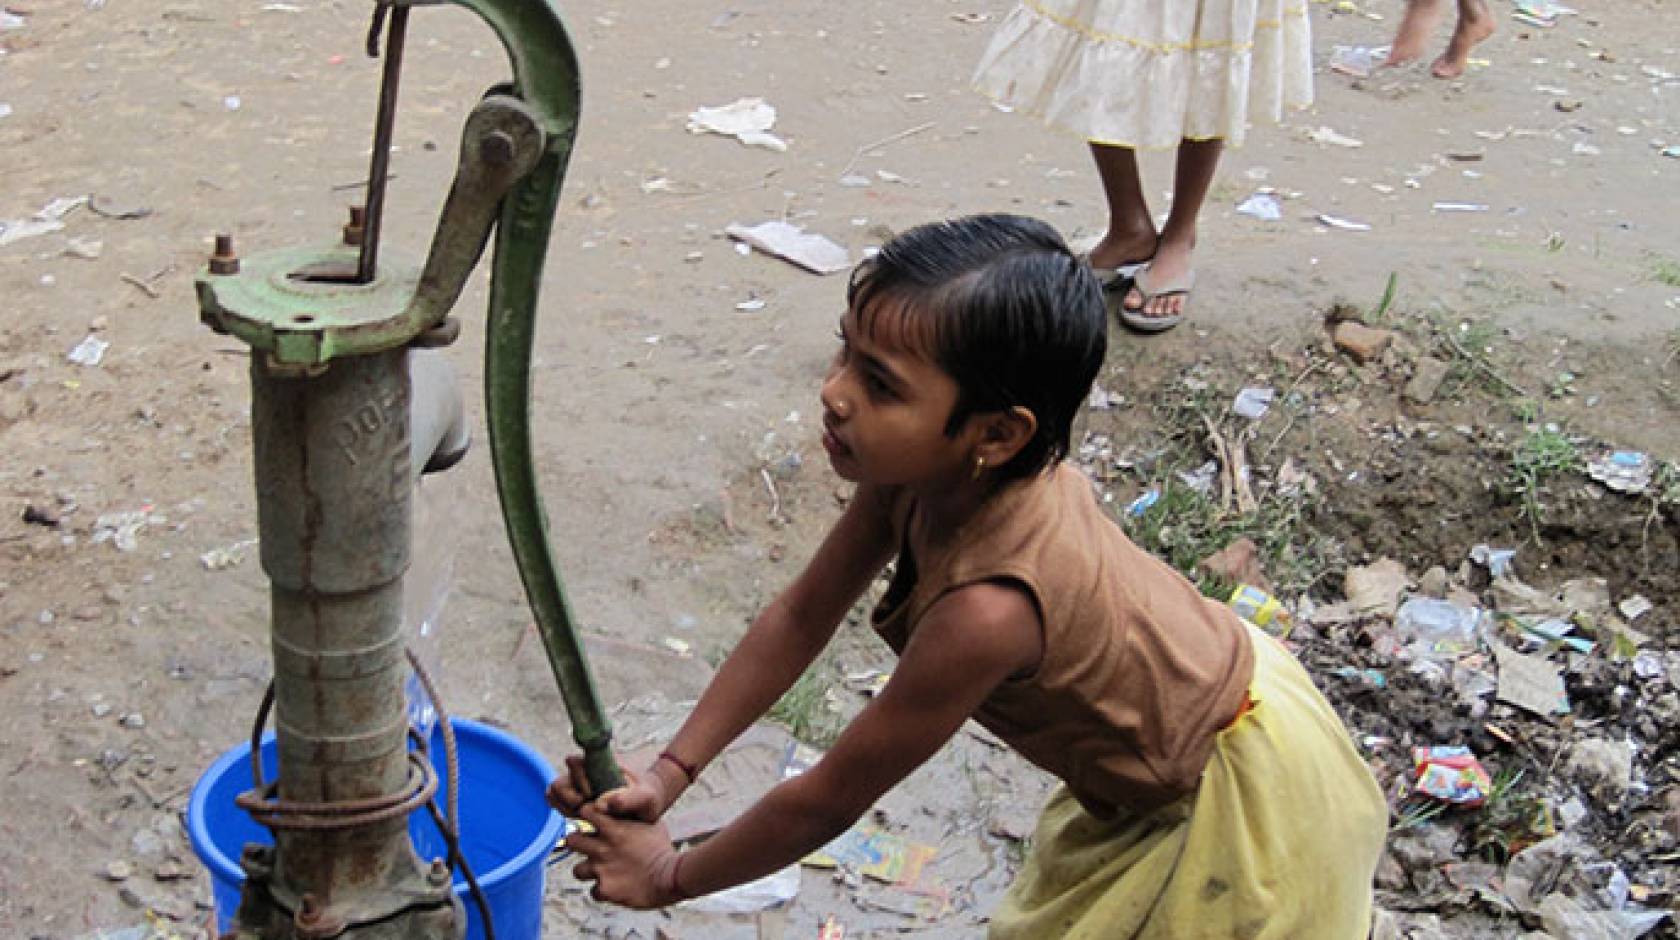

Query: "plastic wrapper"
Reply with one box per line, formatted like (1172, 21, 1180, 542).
(1411, 746, 1493, 807)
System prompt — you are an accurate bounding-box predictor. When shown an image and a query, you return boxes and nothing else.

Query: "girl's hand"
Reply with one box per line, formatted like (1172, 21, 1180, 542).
(567, 802, 684, 910)
(546, 755, 671, 822)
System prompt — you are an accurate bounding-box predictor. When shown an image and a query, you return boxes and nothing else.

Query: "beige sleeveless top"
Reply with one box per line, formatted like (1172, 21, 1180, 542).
(872, 464, 1255, 816)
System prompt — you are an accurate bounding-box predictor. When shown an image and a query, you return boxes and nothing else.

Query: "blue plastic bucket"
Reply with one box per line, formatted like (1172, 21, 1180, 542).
(187, 719, 565, 940)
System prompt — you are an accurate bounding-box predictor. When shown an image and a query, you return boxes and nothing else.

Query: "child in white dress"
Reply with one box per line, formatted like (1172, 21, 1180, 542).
(974, 0, 1314, 333)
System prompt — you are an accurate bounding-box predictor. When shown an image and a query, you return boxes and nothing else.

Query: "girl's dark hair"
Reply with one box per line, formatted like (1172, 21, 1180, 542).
(847, 213, 1106, 482)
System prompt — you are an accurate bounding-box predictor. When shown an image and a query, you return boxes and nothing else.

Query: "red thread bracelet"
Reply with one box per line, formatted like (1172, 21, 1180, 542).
(658, 750, 699, 784)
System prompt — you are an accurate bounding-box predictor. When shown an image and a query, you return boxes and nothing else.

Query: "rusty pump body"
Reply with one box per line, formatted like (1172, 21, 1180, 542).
(195, 1, 623, 936)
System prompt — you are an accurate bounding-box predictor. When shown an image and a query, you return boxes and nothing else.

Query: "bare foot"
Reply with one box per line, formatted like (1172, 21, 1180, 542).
(1384, 0, 1445, 67)
(1122, 241, 1193, 320)
(1431, 1, 1495, 79)
(1086, 228, 1159, 274)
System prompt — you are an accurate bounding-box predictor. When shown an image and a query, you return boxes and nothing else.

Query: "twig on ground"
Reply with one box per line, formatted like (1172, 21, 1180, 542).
(760, 467, 783, 523)
(1442, 331, 1529, 397)
(120, 273, 161, 299)
(838, 121, 937, 178)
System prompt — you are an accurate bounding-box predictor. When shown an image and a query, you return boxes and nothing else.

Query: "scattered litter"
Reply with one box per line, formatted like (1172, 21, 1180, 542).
(661, 636, 693, 657)
(1469, 544, 1517, 578)
(1494, 644, 1570, 718)
(1329, 45, 1389, 78)
(67, 335, 110, 367)
(200, 538, 259, 571)
(1572, 140, 1602, 156)
(1345, 559, 1409, 617)
(725, 220, 851, 275)
(1411, 746, 1493, 806)
(1513, 0, 1577, 26)
(89, 195, 154, 220)
(1, 195, 88, 248)
(1229, 584, 1292, 637)
(1235, 192, 1282, 221)
(1125, 488, 1160, 517)
(687, 97, 788, 152)
(1087, 384, 1120, 410)
(92, 509, 156, 552)
(1515, 617, 1594, 654)
(1307, 126, 1365, 148)
(64, 237, 104, 260)
(223, 95, 242, 111)
(1395, 597, 1483, 659)
(806, 826, 938, 885)
(838, 174, 872, 188)
(1585, 450, 1652, 494)
(1177, 460, 1218, 495)
(876, 169, 906, 184)
(818, 915, 846, 940)
(0, 103, 11, 120)
(0, 10, 25, 30)
(1663, 146, 1680, 159)
(1231, 387, 1275, 419)
(1333, 666, 1387, 688)
(735, 297, 766, 312)
(1432, 202, 1490, 213)
(1317, 213, 1372, 232)
(842, 669, 891, 697)
(1617, 595, 1652, 621)
(683, 864, 800, 913)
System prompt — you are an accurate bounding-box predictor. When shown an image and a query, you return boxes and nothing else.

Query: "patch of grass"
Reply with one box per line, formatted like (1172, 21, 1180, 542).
(1470, 769, 1552, 864)
(1371, 271, 1399, 323)
(1120, 479, 1337, 599)
(1653, 258, 1680, 288)
(768, 665, 845, 749)
(1433, 315, 1526, 400)
(1390, 799, 1446, 834)
(1505, 426, 1582, 540)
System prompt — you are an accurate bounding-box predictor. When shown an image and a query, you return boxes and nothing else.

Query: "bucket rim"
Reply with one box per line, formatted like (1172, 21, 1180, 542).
(187, 718, 566, 894)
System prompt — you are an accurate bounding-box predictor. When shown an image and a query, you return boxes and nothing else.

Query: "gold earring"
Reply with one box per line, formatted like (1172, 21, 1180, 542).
(971, 455, 986, 481)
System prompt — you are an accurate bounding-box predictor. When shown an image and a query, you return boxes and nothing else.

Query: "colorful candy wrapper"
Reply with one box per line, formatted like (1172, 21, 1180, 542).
(1411, 746, 1493, 807)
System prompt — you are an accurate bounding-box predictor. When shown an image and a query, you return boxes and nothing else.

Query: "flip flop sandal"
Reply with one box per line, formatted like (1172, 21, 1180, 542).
(1077, 251, 1153, 292)
(1117, 264, 1194, 334)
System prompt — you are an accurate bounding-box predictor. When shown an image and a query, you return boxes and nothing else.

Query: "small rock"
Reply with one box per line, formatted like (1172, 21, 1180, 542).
(103, 859, 133, 882)
(1404, 357, 1452, 404)
(1345, 558, 1409, 616)
(1567, 737, 1633, 801)
(74, 606, 104, 621)
(1418, 566, 1449, 599)
(1331, 321, 1396, 364)
(22, 503, 59, 527)
(1374, 849, 1408, 890)
(1197, 537, 1270, 590)
(91, 702, 113, 718)
(119, 712, 146, 730)
(1388, 823, 1459, 872)
(153, 858, 191, 882)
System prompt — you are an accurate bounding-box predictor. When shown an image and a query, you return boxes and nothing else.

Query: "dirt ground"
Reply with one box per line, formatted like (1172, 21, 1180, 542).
(2, 0, 1678, 937)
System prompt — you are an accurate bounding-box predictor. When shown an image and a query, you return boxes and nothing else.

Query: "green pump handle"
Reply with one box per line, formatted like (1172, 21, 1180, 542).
(407, 0, 625, 796)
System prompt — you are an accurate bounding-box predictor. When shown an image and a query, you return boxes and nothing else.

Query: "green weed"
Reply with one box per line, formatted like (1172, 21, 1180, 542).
(1505, 426, 1582, 540)
(768, 665, 845, 749)
(1470, 769, 1552, 864)
(1653, 258, 1680, 288)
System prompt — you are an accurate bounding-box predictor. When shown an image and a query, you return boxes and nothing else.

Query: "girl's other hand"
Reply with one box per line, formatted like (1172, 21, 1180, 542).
(567, 802, 683, 910)
(546, 755, 672, 822)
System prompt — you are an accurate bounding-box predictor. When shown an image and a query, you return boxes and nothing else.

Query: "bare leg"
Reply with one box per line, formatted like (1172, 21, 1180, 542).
(1123, 137, 1221, 319)
(1383, 0, 1445, 67)
(1086, 143, 1159, 270)
(1431, 0, 1495, 79)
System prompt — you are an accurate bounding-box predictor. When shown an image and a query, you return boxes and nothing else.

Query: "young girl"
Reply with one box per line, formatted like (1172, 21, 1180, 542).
(971, 1, 1314, 333)
(553, 214, 1387, 937)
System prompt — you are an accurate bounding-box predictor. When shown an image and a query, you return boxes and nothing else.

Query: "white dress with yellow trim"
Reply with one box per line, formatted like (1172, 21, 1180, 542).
(973, 0, 1314, 149)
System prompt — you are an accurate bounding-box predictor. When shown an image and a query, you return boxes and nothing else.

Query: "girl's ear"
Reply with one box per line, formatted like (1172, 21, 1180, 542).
(975, 406, 1037, 471)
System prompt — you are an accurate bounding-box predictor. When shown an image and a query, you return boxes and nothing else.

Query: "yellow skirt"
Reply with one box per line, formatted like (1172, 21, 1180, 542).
(989, 625, 1387, 939)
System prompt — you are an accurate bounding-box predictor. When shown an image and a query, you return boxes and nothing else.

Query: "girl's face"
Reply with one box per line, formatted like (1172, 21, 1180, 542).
(818, 301, 976, 488)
